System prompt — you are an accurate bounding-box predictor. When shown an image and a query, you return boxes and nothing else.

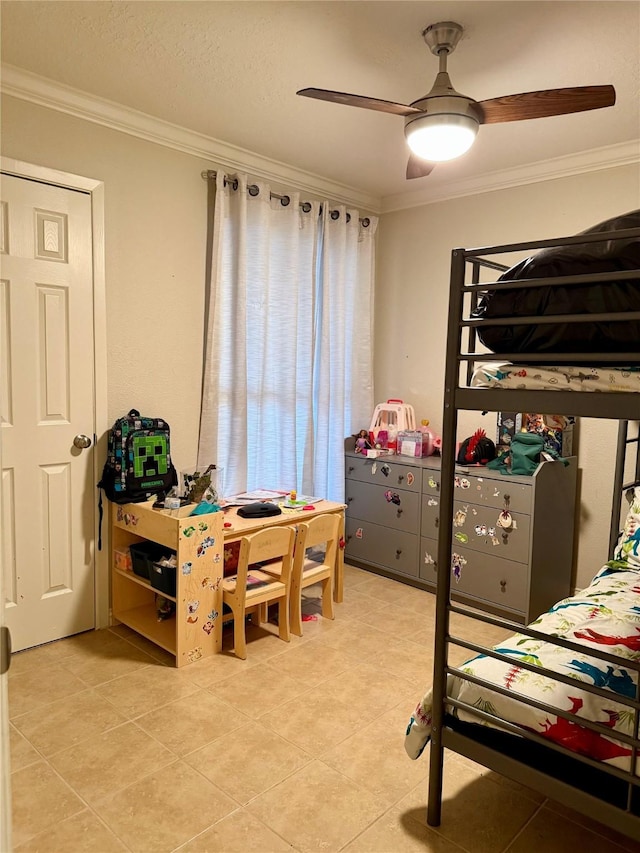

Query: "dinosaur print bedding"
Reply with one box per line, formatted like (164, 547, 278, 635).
(405, 564, 640, 770)
(471, 363, 640, 393)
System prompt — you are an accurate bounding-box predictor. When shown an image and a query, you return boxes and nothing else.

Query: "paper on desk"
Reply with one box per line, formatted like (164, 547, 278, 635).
(222, 489, 288, 505)
(281, 496, 323, 508)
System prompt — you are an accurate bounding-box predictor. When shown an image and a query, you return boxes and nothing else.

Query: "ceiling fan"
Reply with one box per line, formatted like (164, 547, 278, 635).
(297, 21, 616, 180)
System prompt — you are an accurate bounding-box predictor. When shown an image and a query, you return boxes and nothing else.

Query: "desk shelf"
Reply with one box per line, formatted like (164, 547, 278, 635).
(113, 567, 177, 603)
(115, 604, 177, 654)
(111, 501, 224, 666)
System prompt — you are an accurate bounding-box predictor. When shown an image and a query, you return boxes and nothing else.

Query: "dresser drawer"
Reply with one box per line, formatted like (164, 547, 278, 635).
(345, 517, 418, 577)
(346, 479, 420, 534)
(421, 500, 531, 565)
(345, 455, 421, 492)
(422, 469, 532, 515)
(450, 547, 528, 614)
(420, 537, 527, 615)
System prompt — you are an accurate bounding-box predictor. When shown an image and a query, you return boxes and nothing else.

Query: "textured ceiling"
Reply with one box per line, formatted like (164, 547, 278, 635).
(1, 1, 639, 204)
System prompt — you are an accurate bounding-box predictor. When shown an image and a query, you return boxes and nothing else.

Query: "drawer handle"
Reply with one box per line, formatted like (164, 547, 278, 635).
(500, 580, 507, 592)
(347, 497, 354, 503)
(348, 466, 355, 473)
(395, 549, 402, 559)
(435, 517, 439, 528)
(398, 474, 405, 483)
(396, 508, 403, 517)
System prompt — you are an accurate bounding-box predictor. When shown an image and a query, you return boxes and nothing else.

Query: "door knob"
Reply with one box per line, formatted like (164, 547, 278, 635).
(73, 434, 92, 449)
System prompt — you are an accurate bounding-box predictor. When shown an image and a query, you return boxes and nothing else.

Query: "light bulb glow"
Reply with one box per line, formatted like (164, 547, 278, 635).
(405, 113, 478, 162)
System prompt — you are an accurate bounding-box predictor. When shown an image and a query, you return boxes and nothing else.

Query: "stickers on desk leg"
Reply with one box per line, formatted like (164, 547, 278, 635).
(187, 600, 200, 623)
(117, 507, 139, 527)
(197, 536, 216, 557)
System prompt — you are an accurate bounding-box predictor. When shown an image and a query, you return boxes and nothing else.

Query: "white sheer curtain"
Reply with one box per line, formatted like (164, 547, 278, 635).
(313, 205, 377, 500)
(198, 171, 376, 502)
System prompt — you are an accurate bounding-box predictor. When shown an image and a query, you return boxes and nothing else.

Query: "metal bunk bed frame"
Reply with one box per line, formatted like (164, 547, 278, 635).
(428, 224, 640, 840)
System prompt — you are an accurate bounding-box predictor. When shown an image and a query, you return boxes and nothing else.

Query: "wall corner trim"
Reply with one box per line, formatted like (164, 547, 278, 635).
(1, 64, 382, 213)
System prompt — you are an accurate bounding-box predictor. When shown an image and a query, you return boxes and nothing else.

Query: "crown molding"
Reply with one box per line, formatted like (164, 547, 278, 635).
(4, 65, 638, 217)
(381, 140, 640, 213)
(1, 65, 382, 212)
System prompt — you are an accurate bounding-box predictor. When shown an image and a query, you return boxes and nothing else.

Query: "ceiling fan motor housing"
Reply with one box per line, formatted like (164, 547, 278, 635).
(422, 21, 464, 56)
(404, 94, 482, 134)
(405, 94, 482, 125)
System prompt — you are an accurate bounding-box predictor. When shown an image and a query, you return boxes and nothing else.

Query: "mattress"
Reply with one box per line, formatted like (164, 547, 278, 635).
(405, 563, 640, 771)
(472, 362, 640, 393)
(473, 209, 640, 355)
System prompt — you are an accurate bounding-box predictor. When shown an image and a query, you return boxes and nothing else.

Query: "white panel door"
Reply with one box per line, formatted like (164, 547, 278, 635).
(1, 174, 95, 651)
(0, 379, 10, 852)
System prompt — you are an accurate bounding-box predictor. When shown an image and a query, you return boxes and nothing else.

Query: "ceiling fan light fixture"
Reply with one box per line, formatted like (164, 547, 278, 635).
(404, 113, 479, 162)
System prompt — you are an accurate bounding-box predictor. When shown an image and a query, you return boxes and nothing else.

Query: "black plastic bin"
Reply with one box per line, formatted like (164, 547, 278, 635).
(129, 542, 174, 580)
(149, 560, 177, 597)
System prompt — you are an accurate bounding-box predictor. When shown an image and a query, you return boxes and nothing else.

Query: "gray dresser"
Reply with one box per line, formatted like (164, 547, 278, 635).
(344, 438, 577, 623)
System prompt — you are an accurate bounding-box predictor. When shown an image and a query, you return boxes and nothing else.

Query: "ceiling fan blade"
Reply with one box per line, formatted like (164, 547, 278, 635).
(477, 85, 615, 124)
(406, 155, 435, 180)
(297, 87, 421, 117)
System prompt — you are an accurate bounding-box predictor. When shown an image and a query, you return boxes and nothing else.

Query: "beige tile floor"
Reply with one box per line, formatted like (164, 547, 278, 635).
(8, 564, 640, 853)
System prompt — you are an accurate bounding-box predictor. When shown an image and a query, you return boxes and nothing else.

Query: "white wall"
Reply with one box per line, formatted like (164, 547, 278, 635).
(376, 164, 640, 590)
(1, 94, 211, 471)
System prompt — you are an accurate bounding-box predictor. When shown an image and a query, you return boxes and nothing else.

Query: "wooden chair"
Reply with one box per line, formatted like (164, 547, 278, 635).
(221, 526, 295, 660)
(290, 514, 340, 636)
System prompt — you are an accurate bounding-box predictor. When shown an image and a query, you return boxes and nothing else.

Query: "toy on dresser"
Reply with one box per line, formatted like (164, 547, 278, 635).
(354, 430, 373, 453)
(397, 420, 441, 458)
(369, 399, 416, 453)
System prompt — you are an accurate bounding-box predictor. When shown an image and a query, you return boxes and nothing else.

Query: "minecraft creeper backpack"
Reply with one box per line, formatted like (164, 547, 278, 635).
(98, 408, 178, 505)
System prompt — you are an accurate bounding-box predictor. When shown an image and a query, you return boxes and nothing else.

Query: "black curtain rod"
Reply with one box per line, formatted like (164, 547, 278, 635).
(201, 169, 370, 226)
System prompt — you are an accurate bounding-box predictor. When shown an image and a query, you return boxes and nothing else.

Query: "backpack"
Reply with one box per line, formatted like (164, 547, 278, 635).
(98, 409, 178, 504)
(487, 432, 567, 476)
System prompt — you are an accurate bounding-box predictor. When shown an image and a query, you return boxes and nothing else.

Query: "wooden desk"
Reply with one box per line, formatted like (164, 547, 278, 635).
(222, 500, 346, 603)
(111, 499, 345, 667)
